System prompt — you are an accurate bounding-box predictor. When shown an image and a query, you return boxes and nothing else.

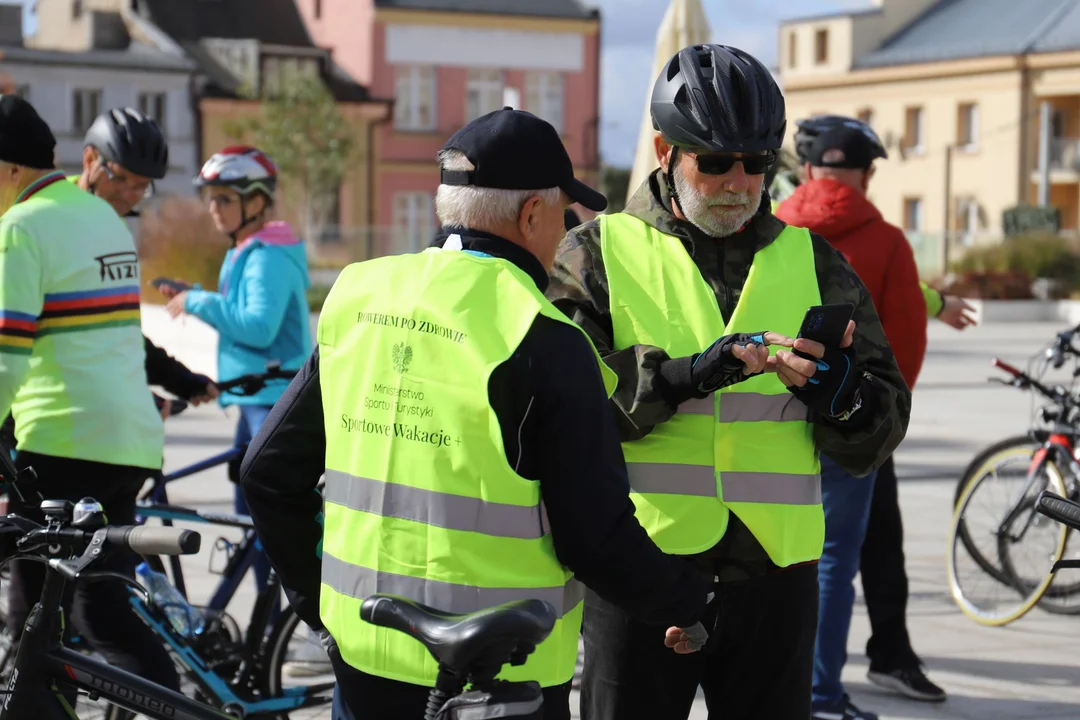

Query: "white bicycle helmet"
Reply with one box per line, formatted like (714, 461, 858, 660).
(194, 145, 278, 197)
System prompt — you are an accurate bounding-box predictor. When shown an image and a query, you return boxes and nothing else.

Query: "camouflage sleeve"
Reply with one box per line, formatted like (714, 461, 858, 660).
(809, 233, 912, 477)
(546, 221, 684, 442)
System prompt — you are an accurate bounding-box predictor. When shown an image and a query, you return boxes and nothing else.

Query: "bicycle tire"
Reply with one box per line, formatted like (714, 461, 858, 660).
(261, 608, 335, 719)
(948, 455, 1068, 626)
(954, 435, 1039, 506)
(954, 438, 1042, 583)
(954, 436, 1080, 614)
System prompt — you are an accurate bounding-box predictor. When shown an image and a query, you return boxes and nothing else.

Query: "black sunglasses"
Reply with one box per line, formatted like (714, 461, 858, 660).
(694, 153, 776, 176)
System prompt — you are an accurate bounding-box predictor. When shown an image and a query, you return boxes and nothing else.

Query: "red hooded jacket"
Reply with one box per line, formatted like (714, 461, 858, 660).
(775, 178, 927, 390)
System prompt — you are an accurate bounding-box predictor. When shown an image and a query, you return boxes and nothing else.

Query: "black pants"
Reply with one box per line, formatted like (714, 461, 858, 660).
(328, 642, 572, 719)
(6, 451, 180, 692)
(580, 562, 818, 720)
(859, 455, 919, 671)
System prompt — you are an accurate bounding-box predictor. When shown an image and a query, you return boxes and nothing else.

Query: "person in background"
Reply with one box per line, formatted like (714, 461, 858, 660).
(156, 145, 312, 596)
(80, 107, 219, 417)
(0, 93, 180, 697)
(777, 114, 946, 711)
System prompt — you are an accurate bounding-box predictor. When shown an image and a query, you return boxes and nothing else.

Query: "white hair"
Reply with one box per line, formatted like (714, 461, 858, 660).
(435, 150, 561, 230)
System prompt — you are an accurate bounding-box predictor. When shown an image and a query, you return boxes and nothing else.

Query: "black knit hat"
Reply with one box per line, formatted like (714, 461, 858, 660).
(0, 94, 56, 170)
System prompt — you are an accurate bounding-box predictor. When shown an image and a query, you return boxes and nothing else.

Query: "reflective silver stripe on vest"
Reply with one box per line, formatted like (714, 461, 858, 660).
(628, 463, 820, 505)
(721, 471, 821, 505)
(324, 470, 547, 540)
(322, 552, 584, 618)
(678, 392, 808, 423)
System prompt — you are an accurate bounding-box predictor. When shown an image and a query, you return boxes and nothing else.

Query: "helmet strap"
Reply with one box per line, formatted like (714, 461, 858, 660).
(226, 194, 267, 245)
(666, 147, 687, 218)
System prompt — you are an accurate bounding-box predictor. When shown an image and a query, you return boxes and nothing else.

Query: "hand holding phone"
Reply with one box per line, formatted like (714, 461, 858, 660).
(150, 277, 192, 298)
(793, 303, 855, 362)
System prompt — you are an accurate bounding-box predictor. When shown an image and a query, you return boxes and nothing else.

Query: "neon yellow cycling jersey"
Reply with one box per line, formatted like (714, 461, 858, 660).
(0, 171, 163, 469)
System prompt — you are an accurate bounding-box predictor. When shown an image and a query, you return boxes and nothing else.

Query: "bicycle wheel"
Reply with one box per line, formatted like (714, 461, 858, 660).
(261, 607, 335, 719)
(953, 437, 1042, 583)
(954, 435, 1039, 506)
(948, 453, 1068, 626)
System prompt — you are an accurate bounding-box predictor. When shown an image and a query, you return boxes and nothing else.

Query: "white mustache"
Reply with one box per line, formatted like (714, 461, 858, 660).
(707, 195, 749, 207)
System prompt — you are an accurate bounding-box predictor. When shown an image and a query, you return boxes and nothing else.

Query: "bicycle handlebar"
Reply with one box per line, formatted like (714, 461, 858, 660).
(991, 357, 1067, 404)
(105, 525, 201, 556)
(215, 362, 298, 396)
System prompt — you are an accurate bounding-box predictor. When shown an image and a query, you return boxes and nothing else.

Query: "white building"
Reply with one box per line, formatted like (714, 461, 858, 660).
(0, 3, 199, 198)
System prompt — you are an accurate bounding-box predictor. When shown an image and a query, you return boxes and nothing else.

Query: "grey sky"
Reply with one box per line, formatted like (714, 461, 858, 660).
(594, 0, 873, 166)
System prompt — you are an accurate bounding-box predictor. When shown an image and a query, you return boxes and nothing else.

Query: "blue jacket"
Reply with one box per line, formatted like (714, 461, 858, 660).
(184, 221, 312, 407)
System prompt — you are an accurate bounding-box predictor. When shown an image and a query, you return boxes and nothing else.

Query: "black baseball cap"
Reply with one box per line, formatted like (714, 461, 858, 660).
(807, 126, 878, 170)
(0, 94, 56, 170)
(440, 107, 607, 212)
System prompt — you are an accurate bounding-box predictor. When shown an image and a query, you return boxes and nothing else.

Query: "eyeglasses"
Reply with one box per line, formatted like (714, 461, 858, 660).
(693, 152, 776, 176)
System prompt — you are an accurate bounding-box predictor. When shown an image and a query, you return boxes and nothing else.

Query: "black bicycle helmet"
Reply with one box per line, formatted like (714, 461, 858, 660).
(84, 107, 169, 180)
(794, 114, 887, 165)
(650, 44, 786, 154)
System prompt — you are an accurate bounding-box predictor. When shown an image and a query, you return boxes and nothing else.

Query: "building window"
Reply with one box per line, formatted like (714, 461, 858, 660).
(903, 197, 923, 231)
(857, 107, 874, 127)
(788, 31, 797, 68)
(814, 29, 829, 64)
(137, 92, 167, 134)
(525, 72, 564, 135)
(394, 65, 436, 131)
(72, 88, 102, 134)
(261, 55, 319, 96)
(314, 0, 322, 19)
(393, 192, 434, 254)
(957, 102, 979, 150)
(903, 106, 924, 153)
(72, 0, 82, 19)
(466, 69, 504, 123)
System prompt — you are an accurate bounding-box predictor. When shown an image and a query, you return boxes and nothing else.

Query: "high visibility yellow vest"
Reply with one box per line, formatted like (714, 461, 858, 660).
(317, 245, 617, 688)
(599, 213, 824, 566)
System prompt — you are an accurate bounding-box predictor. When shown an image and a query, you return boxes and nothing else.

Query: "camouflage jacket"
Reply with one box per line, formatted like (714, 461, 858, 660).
(547, 171, 912, 575)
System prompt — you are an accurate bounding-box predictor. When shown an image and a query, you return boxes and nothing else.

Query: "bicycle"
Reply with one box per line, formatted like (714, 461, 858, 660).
(0, 368, 333, 718)
(0, 493, 557, 719)
(0, 499, 229, 719)
(947, 349, 1080, 626)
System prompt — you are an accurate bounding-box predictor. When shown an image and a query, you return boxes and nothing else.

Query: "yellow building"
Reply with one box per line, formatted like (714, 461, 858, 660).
(779, 0, 1080, 276)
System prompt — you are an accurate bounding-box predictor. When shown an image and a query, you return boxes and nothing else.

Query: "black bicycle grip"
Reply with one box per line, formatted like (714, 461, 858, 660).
(106, 525, 202, 556)
(1036, 491, 1080, 533)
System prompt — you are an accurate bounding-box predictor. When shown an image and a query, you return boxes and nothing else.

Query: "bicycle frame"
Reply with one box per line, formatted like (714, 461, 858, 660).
(1, 558, 231, 720)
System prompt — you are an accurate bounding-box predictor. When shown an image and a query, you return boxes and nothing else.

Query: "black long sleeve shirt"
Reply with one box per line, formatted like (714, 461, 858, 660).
(239, 230, 713, 632)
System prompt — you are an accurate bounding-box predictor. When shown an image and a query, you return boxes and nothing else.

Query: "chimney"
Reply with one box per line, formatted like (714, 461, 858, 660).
(0, 5, 23, 46)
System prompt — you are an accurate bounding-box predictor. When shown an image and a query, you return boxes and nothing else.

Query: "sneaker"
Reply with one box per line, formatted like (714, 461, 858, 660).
(811, 696, 879, 720)
(868, 666, 947, 702)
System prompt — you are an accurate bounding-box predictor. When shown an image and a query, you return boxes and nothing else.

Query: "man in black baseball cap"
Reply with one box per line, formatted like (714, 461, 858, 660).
(238, 106, 716, 720)
(0, 94, 57, 213)
(436, 107, 606, 269)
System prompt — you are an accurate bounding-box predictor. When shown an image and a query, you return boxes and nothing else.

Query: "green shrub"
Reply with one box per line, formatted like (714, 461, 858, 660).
(138, 195, 228, 303)
(307, 285, 332, 313)
(949, 233, 1080, 299)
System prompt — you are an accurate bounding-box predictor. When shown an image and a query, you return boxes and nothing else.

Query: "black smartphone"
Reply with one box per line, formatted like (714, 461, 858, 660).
(150, 277, 192, 293)
(794, 303, 855, 360)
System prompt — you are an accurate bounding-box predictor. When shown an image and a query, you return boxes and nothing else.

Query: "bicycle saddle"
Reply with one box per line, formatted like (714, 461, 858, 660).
(360, 594, 556, 674)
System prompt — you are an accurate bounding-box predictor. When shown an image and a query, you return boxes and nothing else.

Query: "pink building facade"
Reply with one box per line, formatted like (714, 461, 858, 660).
(295, 0, 602, 256)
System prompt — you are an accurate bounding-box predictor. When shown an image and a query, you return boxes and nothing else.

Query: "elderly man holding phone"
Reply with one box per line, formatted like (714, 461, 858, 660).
(547, 44, 909, 720)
